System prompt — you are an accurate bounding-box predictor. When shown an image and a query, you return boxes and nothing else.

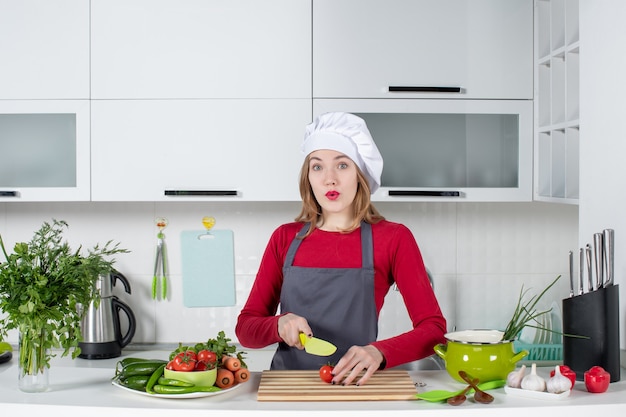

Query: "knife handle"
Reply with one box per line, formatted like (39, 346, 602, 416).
(578, 248, 585, 295)
(603, 229, 614, 287)
(568, 250, 574, 297)
(593, 233, 604, 291)
(586, 244, 593, 292)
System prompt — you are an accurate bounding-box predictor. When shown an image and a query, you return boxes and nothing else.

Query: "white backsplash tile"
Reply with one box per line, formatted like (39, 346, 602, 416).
(0, 201, 578, 345)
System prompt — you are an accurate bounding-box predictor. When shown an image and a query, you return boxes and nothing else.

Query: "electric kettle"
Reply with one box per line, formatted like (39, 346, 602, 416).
(78, 270, 136, 359)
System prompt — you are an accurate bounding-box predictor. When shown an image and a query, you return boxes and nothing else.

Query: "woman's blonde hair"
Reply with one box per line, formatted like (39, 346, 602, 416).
(294, 154, 384, 237)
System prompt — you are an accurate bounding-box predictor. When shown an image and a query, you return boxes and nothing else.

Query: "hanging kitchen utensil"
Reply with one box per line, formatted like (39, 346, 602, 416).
(298, 333, 337, 356)
(180, 216, 236, 307)
(152, 217, 169, 300)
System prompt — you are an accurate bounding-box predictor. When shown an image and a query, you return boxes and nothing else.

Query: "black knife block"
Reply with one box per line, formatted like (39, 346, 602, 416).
(562, 284, 620, 382)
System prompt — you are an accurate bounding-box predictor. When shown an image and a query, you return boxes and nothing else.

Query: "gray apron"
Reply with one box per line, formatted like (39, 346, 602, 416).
(270, 222, 378, 370)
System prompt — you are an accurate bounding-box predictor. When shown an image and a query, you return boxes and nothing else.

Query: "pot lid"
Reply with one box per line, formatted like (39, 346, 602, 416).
(444, 329, 505, 344)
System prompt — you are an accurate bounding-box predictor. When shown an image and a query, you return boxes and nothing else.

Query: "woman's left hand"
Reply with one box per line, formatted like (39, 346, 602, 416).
(330, 345, 384, 386)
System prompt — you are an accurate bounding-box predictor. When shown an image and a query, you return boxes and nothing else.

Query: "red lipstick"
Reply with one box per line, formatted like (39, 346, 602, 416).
(325, 191, 339, 200)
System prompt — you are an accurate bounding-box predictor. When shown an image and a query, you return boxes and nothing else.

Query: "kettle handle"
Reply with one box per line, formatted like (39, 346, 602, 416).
(111, 270, 132, 294)
(112, 297, 136, 348)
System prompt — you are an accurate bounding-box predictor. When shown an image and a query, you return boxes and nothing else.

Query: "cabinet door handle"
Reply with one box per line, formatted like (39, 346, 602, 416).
(388, 190, 461, 197)
(164, 190, 238, 196)
(0, 191, 19, 197)
(388, 86, 462, 93)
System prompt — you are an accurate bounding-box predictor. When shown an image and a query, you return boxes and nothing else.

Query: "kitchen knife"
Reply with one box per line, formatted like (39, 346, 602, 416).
(299, 333, 337, 356)
(603, 229, 614, 287)
(593, 233, 604, 291)
(585, 244, 593, 292)
(568, 250, 574, 297)
(578, 248, 585, 296)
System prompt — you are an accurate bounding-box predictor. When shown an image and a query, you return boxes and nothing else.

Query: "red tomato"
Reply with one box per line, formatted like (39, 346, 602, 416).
(197, 349, 217, 365)
(549, 365, 576, 389)
(584, 366, 610, 393)
(166, 360, 176, 370)
(194, 361, 208, 371)
(172, 351, 197, 372)
(319, 365, 334, 383)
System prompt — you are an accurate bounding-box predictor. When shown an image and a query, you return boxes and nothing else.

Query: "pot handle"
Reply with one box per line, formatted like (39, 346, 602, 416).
(510, 349, 529, 364)
(433, 343, 447, 360)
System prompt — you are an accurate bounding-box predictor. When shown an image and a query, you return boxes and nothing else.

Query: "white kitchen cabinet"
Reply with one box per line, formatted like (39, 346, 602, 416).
(313, 0, 533, 100)
(91, 0, 311, 99)
(314, 99, 533, 202)
(91, 99, 311, 201)
(534, 0, 579, 204)
(0, 0, 89, 99)
(0, 100, 91, 201)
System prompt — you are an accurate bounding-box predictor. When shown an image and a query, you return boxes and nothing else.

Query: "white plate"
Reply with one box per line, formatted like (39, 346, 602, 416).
(504, 385, 570, 400)
(111, 379, 242, 399)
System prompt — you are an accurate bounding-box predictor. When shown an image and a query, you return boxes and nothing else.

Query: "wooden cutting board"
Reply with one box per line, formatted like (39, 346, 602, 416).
(257, 370, 417, 401)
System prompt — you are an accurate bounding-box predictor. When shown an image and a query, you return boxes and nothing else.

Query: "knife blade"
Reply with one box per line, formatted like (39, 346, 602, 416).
(603, 229, 614, 287)
(593, 233, 604, 291)
(299, 333, 337, 356)
(578, 248, 585, 296)
(585, 244, 593, 292)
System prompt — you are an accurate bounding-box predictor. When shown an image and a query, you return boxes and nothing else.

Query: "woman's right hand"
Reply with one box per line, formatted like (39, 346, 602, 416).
(277, 313, 312, 350)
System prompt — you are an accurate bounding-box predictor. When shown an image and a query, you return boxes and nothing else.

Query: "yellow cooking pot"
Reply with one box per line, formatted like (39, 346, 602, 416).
(434, 330, 529, 383)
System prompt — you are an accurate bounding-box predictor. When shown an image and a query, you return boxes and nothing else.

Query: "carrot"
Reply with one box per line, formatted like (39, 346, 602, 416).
(234, 367, 249, 384)
(223, 356, 241, 372)
(216, 368, 234, 389)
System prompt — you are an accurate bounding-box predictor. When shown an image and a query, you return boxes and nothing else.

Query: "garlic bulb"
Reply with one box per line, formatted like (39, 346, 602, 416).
(521, 363, 546, 392)
(506, 364, 527, 388)
(547, 365, 572, 393)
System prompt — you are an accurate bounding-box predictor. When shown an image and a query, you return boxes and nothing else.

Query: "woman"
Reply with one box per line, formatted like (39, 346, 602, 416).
(235, 112, 446, 386)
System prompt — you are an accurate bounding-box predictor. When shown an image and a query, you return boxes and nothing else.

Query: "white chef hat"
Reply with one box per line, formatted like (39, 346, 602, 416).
(302, 112, 383, 194)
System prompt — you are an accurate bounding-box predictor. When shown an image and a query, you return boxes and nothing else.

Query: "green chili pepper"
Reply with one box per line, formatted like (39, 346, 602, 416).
(157, 376, 194, 387)
(152, 384, 222, 395)
(145, 364, 166, 394)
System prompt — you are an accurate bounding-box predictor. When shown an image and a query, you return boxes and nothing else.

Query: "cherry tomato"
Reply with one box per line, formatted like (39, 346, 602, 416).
(319, 365, 334, 383)
(197, 349, 217, 365)
(194, 361, 208, 371)
(172, 351, 197, 372)
(550, 365, 576, 389)
(584, 366, 610, 393)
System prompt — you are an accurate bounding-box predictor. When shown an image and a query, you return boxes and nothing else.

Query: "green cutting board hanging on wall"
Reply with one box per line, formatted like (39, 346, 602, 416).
(180, 229, 235, 307)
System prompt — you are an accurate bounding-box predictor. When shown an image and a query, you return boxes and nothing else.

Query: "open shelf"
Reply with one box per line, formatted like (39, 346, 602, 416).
(534, 0, 580, 204)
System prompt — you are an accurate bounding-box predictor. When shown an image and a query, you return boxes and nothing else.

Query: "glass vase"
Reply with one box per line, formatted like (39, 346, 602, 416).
(18, 328, 49, 393)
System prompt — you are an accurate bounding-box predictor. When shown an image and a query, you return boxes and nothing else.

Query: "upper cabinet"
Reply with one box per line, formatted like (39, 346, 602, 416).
(534, 0, 580, 204)
(313, 0, 533, 100)
(91, 0, 311, 99)
(0, 100, 91, 201)
(0, 0, 89, 99)
(91, 99, 310, 202)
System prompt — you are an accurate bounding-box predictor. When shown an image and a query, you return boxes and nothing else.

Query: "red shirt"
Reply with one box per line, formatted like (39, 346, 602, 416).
(235, 219, 447, 369)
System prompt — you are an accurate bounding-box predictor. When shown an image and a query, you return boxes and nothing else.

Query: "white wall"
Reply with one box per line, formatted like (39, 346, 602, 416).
(579, 0, 626, 350)
(0, 201, 577, 347)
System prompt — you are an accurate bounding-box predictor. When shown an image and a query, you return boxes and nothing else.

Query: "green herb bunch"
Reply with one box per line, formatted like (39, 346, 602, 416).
(0, 219, 128, 375)
(501, 275, 561, 341)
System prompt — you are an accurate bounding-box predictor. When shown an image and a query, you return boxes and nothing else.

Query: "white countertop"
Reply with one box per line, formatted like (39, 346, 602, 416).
(1, 348, 625, 416)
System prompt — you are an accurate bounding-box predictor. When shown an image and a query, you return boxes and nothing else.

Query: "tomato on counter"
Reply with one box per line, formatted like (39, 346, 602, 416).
(584, 366, 610, 393)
